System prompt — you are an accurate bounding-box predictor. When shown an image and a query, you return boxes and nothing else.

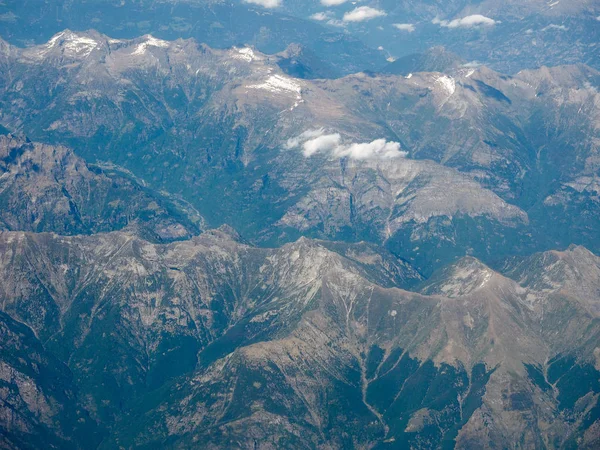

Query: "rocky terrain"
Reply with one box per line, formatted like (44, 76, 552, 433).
(0, 133, 203, 240)
(1, 0, 598, 75)
(0, 0, 384, 77)
(0, 229, 598, 448)
(0, 3, 598, 449)
(0, 31, 598, 273)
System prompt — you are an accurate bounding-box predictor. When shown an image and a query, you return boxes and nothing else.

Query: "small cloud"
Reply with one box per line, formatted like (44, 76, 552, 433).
(285, 129, 325, 150)
(542, 24, 568, 31)
(343, 6, 387, 22)
(320, 0, 348, 5)
(286, 129, 407, 160)
(340, 139, 405, 160)
(393, 23, 415, 32)
(327, 19, 345, 27)
(303, 133, 342, 157)
(243, 0, 281, 8)
(378, 46, 384, 50)
(433, 14, 497, 29)
(310, 11, 332, 21)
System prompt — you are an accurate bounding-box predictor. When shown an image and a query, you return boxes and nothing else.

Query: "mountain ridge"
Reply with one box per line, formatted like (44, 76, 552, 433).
(1, 227, 599, 448)
(0, 18, 599, 448)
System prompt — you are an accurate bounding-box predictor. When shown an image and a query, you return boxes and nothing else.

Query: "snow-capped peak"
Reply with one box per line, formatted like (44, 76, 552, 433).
(232, 47, 256, 62)
(45, 30, 99, 57)
(132, 35, 170, 56)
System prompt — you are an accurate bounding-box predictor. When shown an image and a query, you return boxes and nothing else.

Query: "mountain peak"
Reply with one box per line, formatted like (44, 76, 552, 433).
(18, 29, 112, 61)
(275, 42, 340, 79)
(502, 245, 600, 315)
(45, 29, 102, 56)
(419, 256, 496, 298)
(130, 34, 170, 55)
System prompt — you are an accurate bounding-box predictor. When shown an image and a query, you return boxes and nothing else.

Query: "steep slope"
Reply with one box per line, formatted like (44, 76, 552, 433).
(0, 228, 420, 425)
(0, 31, 597, 275)
(275, 44, 341, 80)
(105, 246, 600, 449)
(307, 64, 600, 256)
(0, 31, 556, 274)
(0, 133, 203, 240)
(0, 230, 598, 448)
(500, 245, 600, 347)
(0, 311, 101, 450)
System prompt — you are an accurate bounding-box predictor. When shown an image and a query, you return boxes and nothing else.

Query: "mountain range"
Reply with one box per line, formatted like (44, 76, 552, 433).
(0, 3, 599, 449)
(1, 227, 599, 448)
(1, 31, 599, 274)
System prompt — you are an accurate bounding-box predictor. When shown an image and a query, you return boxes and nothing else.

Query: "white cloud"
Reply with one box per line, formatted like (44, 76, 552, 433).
(343, 6, 387, 22)
(303, 133, 342, 156)
(338, 139, 404, 159)
(393, 23, 415, 32)
(433, 14, 497, 29)
(320, 0, 348, 5)
(310, 12, 331, 21)
(542, 24, 568, 31)
(285, 129, 325, 150)
(286, 129, 407, 160)
(243, 0, 281, 8)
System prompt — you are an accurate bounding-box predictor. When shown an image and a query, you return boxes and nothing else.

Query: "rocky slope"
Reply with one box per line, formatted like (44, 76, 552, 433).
(0, 229, 598, 448)
(0, 228, 420, 425)
(3, 31, 598, 272)
(0, 133, 203, 240)
(0, 311, 101, 450)
(0, 21, 598, 450)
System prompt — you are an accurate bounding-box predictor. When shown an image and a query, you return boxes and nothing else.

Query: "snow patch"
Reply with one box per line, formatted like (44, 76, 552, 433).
(435, 75, 456, 96)
(132, 35, 169, 56)
(45, 31, 99, 57)
(232, 47, 256, 62)
(249, 75, 302, 99)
